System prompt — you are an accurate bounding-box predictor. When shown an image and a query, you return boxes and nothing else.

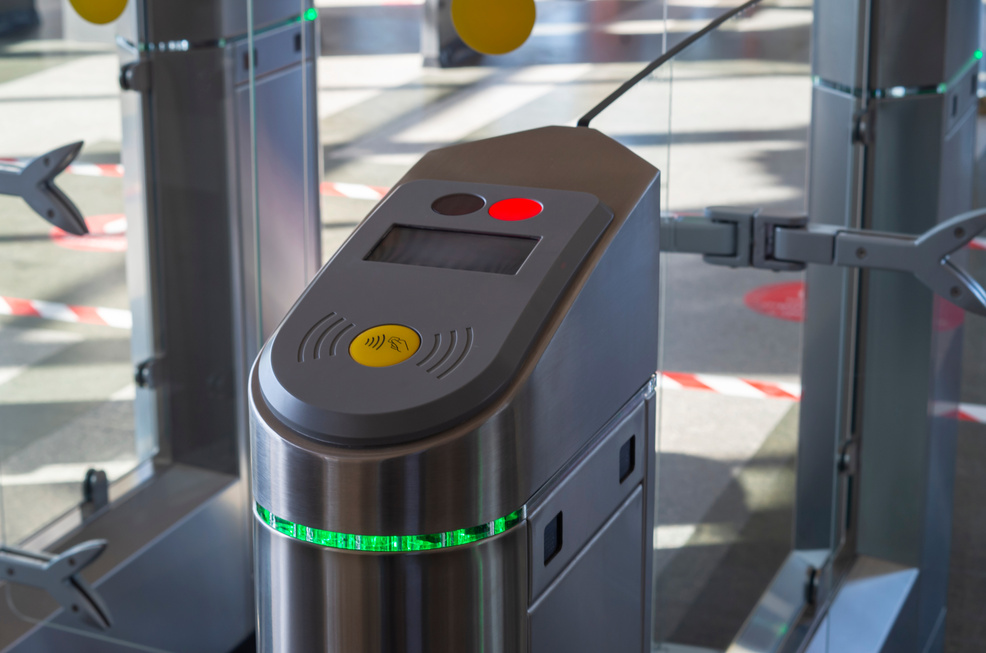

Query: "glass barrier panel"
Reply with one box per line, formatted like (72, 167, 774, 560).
(0, 3, 150, 557)
(643, 2, 819, 651)
(0, 1, 159, 649)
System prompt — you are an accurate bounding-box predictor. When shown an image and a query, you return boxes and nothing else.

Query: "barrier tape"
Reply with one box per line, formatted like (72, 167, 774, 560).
(1, 160, 389, 197)
(319, 181, 389, 200)
(0, 295, 131, 329)
(0, 158, 124, 178)
(1, 297, 984, 423)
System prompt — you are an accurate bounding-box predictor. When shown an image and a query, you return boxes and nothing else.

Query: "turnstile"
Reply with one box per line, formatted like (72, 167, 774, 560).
(250, 126, 660, 652)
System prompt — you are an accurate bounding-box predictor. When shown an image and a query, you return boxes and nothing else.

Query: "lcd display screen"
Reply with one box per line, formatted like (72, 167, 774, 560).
(366, 226, 539, 275)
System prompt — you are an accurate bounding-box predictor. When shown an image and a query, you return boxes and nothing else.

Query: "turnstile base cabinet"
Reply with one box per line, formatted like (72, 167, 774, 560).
(255, 399, 653, 653)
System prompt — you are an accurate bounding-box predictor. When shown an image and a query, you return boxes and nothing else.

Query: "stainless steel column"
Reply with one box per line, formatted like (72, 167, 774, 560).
(421, 0, 478, 67)
(128, 0, 321, 474)
(797, 1, 981, 651)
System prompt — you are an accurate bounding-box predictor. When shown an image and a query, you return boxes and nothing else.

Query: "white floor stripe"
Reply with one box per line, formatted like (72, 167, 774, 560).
(109, 384, 136, 401)
(0, 327, 81, 387)
(0, 460, 138, 486)
(655, 522, 739, 550)
(393, 65, 590, 144)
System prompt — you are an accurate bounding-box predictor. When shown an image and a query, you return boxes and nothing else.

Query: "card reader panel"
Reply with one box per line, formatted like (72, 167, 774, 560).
(258, 179, 613, 446)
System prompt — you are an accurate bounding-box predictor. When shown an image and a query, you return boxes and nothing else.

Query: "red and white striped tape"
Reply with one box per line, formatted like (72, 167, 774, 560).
(660, 370, 986, 424)
(319, 181, 389, 200)
(0, 158, 123, 178)
(660, 370, 801, 400)
(0, 295, 131, 329)
(2, 297, 985, 423)
(3, 159, 386, 195)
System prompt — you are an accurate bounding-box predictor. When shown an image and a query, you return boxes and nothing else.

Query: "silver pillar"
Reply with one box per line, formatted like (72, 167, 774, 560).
(799, 0, 981, 650)
(421, 0, 478, 67)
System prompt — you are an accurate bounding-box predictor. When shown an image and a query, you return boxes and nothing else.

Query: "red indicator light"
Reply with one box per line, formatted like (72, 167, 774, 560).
(489, 198, 543, 221)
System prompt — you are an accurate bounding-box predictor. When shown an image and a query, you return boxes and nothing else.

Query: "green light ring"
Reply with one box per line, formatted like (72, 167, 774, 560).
(814, 49, 984, 99)
(256, 503, 525, 552)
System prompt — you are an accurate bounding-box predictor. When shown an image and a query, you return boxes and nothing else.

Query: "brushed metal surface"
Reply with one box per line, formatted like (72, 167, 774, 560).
(255, 519, 529, 653)
(529, 489, 644, 653)
(251, 127, 660, 536)
(528, 400, 646, 601)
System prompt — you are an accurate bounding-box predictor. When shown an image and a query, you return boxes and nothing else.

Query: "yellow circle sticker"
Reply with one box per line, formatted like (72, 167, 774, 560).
(350, 325, 421, 368)
(68, 0, 128, 25)
(451, 0, 536, 56)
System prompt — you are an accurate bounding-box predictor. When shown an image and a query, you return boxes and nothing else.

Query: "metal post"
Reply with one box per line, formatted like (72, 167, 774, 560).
(421, 0, 478, 67)
(800, 0, 981, 650)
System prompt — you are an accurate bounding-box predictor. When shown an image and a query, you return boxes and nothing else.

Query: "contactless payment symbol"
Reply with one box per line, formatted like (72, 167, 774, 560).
(351, 325, 420, 368)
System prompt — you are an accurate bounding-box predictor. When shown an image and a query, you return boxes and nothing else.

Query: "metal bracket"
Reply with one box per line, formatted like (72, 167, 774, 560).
(119, 60, 151, 92)
(0, 142, 88, 236)
(81, 468, 109, 520)
(660, 207, 986, 316)
(0, 541, 112, 630)
(134, 356, 162, 389)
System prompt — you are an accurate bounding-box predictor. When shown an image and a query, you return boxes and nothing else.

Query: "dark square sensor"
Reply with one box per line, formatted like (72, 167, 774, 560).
(619, 436, 635, 483)
(543, 512, 563, 565)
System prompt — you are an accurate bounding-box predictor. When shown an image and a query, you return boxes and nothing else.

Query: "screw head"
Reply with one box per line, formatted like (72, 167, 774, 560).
(951, 286, 962, 298)
(856, 247, 867, 259)
(955, 227, 966, 239)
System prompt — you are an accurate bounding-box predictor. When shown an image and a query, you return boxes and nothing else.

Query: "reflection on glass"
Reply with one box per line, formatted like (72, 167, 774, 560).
(634, 3, 813, 651)
(0, 8, 150, 547)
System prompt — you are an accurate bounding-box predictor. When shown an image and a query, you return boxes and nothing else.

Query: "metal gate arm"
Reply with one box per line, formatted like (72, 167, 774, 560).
(0, 142, 88, 236)
(661, 207, 986, 316)
(0, 540, 112, 630)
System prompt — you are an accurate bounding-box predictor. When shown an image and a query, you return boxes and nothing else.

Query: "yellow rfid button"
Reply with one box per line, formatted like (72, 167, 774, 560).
(350, 325, 421, 368)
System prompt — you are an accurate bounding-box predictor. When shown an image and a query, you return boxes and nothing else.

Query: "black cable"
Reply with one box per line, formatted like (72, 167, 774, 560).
(577, 0, 766, 128)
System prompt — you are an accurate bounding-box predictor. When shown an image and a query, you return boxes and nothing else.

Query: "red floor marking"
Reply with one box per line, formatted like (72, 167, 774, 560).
(662, 371, 713, 391)
(933, 295, 965, 332)
(744, 281, 805, 322)
(90, 164, 123, 178)
(68, 304, 109, 326)
(50, 214, 127, 253)
(1, 297, 41, 318)
(742, 379, 799, 400)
